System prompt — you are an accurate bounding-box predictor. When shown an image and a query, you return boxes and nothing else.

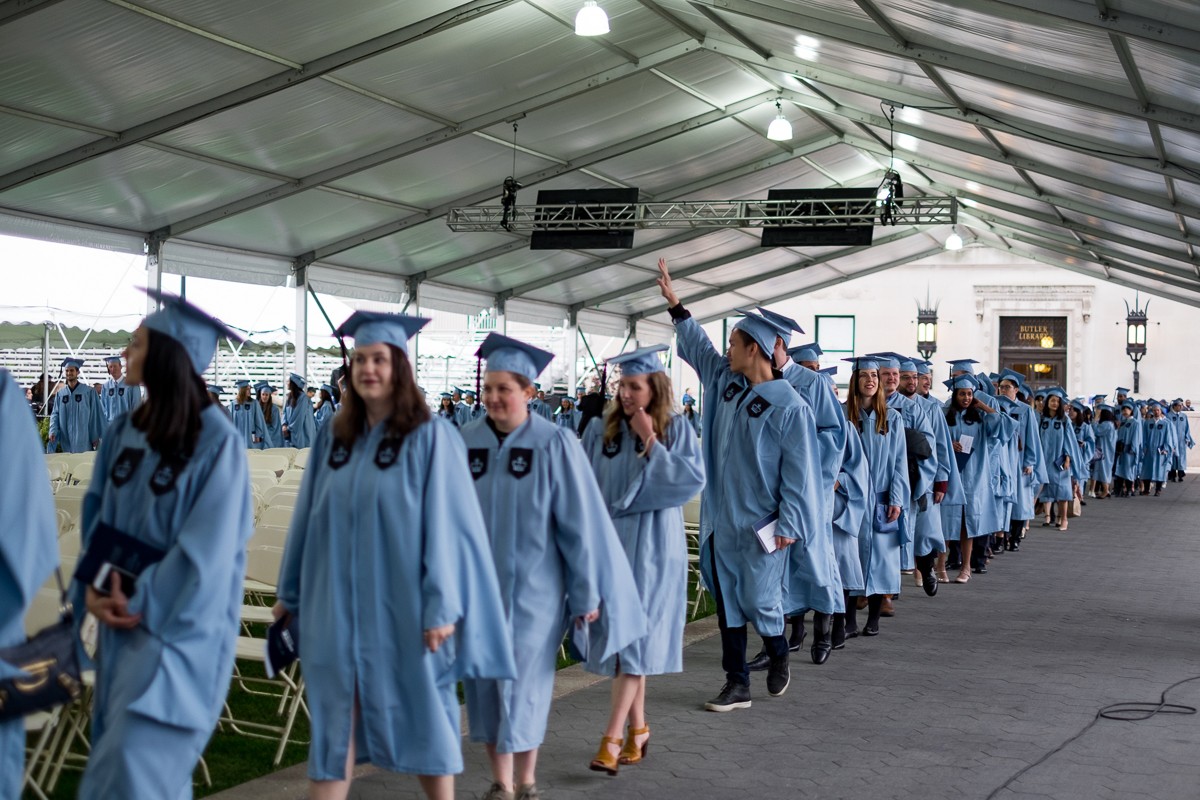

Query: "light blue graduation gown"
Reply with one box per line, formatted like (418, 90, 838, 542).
(284, 397, 316, 448)
(102, 377, 142, 424)
(941, 407, 1009, 538)
(527, 399, 555, 422)
(1168, 411, 1194, 471)
(48, 381, 104, 453)
(228, 400, 266, 448)
(830, 415, 868, 592)
(0, 370, 59, 800)
(74, 406, 253, 799)
(780, 362, 846, 613)
(916, 393, 965, 553)
(1037, 414, 1079, 502)
(1075, 422, 1097, 481)
(580, 414, 705, 676)
(1115, 415, 1143, 481)
(673, 316, 834, 623)
(313, 402, 335, 430)
(455, 402, 484, 427)
(1138, 417, 1175, 482)
(258, 401, 284, 449)
(1091, 421, 1117, 484)
(995, 398, 1047, 522)
(889, 392, 937, 567)
(436, 407, 459, 427)
(459, 414, 646, 753)
(847, 408, 909, 596)
(554, 408, 582, 434)
(682, 407, 701, 436)
(277, 419, 515, 778)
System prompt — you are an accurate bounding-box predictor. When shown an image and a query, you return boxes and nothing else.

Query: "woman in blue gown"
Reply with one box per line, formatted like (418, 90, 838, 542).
(938, 376, 1012, 584)
(436, 393, 459, 426)
(313, 384, 336, 430)
(841, 357, 909, 636)
(1091, 405, 1118, 498)
(74, 290, 254, 799)
(229, 379, 266, 447)
(276, 312, 514, 800)
(0, 368, 59, 799)
(580, 345, 705, 775)
(460, 334, 645, 800)
(256, 382, 284, 449)
(1138, 402, 1175, 496)
(554, 397, 582, 434)
(283, 373, 316, 448)
(1114, 402, 1142, 497)
(1037, 389, 1081, 530)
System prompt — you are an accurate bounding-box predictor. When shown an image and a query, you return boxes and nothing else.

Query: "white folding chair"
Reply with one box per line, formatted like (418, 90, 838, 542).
(291, 448, 311, 469)
(256, 506, 293, 530)
(68, 462, 94, 485)
(277, 470, 305, 488)
(250, 525, 289, 551)
(246, 453, 290, 476)
(260, 486, 299, 506)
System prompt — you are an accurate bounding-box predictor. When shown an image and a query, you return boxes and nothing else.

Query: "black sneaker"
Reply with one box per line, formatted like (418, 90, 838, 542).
(746, 650, 770, 672)
(704, 681, 751, 712)
(766, 654, 790, 697)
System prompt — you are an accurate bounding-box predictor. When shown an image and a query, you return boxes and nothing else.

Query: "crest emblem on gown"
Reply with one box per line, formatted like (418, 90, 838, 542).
(602, 436, 621, 458)
(118, 387, 125, 396)
(746, 395, 771, 418)
(329, 439, 352, 469)
(374, 437, 402, 469)
(1053, 421, 1061, 430)
(722, 383, 740, 402)
(508, 448, 533, 479)
(149, 458, 183, 495)
(110, 448, 144, 487)
(108, 388, 114, 397)
(468, 449, 489, 479)
(75, 393, 82, 403)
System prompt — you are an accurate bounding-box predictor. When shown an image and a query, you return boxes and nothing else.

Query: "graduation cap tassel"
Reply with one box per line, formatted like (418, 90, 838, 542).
(474, 353, 483, 409)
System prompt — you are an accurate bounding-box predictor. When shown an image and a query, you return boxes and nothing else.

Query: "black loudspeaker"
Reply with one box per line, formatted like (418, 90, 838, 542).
(530, 188, 638, 250)
(760, 188, 875, 247)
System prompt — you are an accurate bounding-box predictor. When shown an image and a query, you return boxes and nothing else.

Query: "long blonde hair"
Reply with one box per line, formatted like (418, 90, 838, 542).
(845, 369, 890, 435)
(602, 371, 674, 445)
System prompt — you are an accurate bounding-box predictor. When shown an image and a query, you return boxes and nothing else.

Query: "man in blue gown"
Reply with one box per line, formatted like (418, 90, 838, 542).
(101, 355, 142, 427)
(48, 357, 104, 453)
(658, 260, 828, 710)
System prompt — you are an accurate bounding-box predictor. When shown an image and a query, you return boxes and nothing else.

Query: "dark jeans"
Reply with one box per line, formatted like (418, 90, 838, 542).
(710, 539, 787, 686)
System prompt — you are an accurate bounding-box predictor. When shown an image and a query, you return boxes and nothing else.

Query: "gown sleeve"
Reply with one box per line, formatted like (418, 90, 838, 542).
(774, 404, 825, 547)
(673, 315, 728, 388)
(832, 417, 869, 538)
(610, 415, 706, 516)
(887, 413, 911, 510)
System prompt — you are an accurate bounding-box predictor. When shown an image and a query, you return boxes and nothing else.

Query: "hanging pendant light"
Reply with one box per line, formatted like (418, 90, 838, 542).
(944, 230, 964, 250)
(575, 1, 609, 35)
(766, 99, 792, 141)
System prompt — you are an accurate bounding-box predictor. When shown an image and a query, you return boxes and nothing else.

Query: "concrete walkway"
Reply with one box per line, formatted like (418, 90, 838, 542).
(215, 477, 1200, 800)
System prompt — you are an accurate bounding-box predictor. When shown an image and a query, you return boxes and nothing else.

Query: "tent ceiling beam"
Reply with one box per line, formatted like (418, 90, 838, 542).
(523, 0, 641, 64)
(689, 2, 771, 60)
(633, 227, 924, 321)
(295, 86, 786, 265)
(693, 244, 944, 325)
(844, 134, 1200, 249)
(582, 225, 922, 312)
(708, 42, 1200, 187)
(0, 0, 519, 193)
(947, 0, 1200, 59)
(954, 189, 1200, 268)
(0, 0, 66, 26)
(707, 0, 1200, 134)
(634, 0, 706, 43)
(157, 40, 699, 239)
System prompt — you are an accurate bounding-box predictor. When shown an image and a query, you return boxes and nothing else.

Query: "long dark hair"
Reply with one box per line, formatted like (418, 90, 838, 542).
(1041, 395, 1067, 419)
(130, 329, 209, 457)
(945, 389, 982, 426)
(259, 390, 274, 424)
(332, 345, 430, 448)
(287, 380, 302, 408)
(846, 369, 889, 435)
(1098, 407, 1116, 424)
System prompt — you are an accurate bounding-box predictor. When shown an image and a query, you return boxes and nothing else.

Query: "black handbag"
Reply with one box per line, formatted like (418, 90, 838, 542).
(0, 569, 84, 721)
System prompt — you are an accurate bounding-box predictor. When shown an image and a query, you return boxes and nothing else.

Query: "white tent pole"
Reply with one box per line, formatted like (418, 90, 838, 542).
(41, 322, 49, 412)
(294, 275, 308, 380)
(567, 311, 579, 393)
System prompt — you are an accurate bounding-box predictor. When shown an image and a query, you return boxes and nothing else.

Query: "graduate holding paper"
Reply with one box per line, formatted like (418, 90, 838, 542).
(275, 312, 514, 800)
(73, 290, 253, 799)
(0, 368, 59, 800)
(460, 333, 645, 800)
(657, 259, 827, 712)
(580, 345, 705, 776)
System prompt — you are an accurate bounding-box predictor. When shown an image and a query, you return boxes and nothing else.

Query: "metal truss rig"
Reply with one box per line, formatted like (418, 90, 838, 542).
(447, 195, 957, 232)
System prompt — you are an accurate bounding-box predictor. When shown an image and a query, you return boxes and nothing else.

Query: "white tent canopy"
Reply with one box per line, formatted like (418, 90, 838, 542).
(2, 0, 1198, 328)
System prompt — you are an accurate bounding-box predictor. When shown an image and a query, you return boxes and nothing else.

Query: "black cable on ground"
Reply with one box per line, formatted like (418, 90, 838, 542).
(985, 675, 1200, 799)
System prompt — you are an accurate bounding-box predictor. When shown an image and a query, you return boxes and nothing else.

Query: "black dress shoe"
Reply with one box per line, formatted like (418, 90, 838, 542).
(971, 566, 987, 574)
(704, 681, 751, 712)
(788, 626, 807, 653)
(766, 653, 790, 697)
(810, 613, 832, 664)
(746, 650, 770, 672)
(831, 615, 846, 650)
(862, 621, 879, 636)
